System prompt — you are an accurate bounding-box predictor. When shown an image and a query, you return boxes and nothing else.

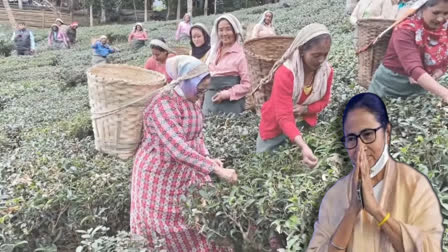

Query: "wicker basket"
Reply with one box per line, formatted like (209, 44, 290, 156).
(357, 19, 395, 88)
(244, 36, 294, 114)
(87, 64, 166, 159)
(172, 46, 190, 55)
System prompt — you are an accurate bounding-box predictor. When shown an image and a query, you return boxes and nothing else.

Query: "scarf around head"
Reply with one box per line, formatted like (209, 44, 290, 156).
(262, 23, 331, 105)
(190, 23, 211, 60)
(134, 22, 144, 32)
(258, 10, 274, 27)
(206, 13, 244, 65)
(397, 12, 448, 75)
(150, 39, 175, 54)
(162, 55, 210, 98)
(183, 13, 193, 25)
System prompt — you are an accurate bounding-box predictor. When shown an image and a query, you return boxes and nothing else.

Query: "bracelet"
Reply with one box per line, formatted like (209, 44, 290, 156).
(378, 212, 391, 228)
(330, 239, 346, 250)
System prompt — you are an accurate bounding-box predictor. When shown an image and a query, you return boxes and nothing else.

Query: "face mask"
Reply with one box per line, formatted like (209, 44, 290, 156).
(369, 133, 389, 178)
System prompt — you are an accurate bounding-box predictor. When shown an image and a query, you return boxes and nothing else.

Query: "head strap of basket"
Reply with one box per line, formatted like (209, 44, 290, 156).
(258, 10, 274, 26)
(206, 13, 244, 66)
(150, 39, 175, 54)
(256, 23, 331, 105)
(148, 55, 209, 100)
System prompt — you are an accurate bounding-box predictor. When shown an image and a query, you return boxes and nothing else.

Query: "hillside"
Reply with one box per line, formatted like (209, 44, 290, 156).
(0, 0, 447, 251)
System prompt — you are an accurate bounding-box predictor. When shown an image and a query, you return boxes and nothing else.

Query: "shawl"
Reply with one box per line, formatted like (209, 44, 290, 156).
(307, 159, 443, 251)
(206, 13, 244, 66)
(190, 23, 211, 60)
(260, 23, 331, 105)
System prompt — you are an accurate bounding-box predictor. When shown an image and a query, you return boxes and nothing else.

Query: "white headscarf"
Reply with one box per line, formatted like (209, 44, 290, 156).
(206, 13, 244, 66)
(258, 10, 274, 27)
(183, 13, 193, 25)
(134, 22, 144, 32)
(260, 23, 331, 105)
(149, 39, 175, 54)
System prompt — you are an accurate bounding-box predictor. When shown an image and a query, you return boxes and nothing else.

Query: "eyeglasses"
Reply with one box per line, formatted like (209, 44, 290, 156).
(341, 126, 383, 150)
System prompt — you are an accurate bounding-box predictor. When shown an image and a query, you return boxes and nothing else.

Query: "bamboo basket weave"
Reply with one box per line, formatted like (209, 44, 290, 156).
(172, 46, 191, 55)
(244, 36, 294, 114)
(357, 19, 395, 88)
(87, 65, 166, 159)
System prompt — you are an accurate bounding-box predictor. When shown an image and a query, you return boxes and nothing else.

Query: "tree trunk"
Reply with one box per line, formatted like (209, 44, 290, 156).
(133, 0, 138, 21)
(204, 0, 208, 16)
(176, 0, 181, 20)
(144, 0, 148, 22)
(214, 0, 217, 14)
(90, 4, 93, 27)
(187, 0, 192, 15)
(72, 0, 80, 10)
(100, 0, 106, 23)
(2, 0, 16, 28)
(18, 0, 23, 9)
(166, 0, 171, 20)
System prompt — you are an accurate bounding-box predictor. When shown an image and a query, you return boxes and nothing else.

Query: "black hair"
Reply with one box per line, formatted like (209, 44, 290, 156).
(301, 33, 331, 52)
(189, 26, 211, 47)
(423, 0, 448, 8)
(342, 93, 389, 132)
(150, 38, 168, 53)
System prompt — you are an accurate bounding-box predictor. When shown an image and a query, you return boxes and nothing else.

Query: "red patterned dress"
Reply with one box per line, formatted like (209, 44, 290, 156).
(131, 91, 225, 251)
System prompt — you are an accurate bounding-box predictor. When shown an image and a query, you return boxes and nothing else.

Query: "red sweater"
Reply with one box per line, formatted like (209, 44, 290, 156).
(382, 28, 427, 81)
(259, 65, 334, 142)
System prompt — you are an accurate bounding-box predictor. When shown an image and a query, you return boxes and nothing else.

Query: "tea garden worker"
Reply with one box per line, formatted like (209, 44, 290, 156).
(368, 0, 448, 103)
(11, 22, 35, 56)
(307, 93, 443, 252)
(128, 23, 148, 50)
(55, 18, 69, 35)
(131, 55, 237, 251)
(66, 22, 79, 45)
(350, 0, 400, 46)
(256, 23, 334, 168)
(189, 23, 211, 63)
(203, 14, 251, 116)
(350, 0, 400, 26)
(48, 24, 69, 50)
(144, 38, 176, 83)
(251, 10, 276, 39)
(176, 13, 192, 41)
(91, 35, 116, 65)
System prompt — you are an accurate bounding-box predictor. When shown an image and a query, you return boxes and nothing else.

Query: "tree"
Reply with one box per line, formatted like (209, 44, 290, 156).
(144, 0, 147, 22)
(204, 0, 208, 16)
(166, 0, 171, 20)
(187, 0, 192, 16)
(2, 0, 16, 28)
(100, 0, 106, 23)
(176, 0, 181, 19)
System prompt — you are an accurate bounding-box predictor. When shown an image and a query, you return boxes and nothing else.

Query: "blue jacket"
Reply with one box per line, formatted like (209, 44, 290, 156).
(92, 41, 115, 57)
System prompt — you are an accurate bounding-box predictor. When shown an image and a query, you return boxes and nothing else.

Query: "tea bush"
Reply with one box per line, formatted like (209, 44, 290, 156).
(0, 0, 447, 251)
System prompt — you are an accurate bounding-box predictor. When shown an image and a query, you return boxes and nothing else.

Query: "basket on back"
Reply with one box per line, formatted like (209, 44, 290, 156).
(172, 46, 190, 55)
(244, 36, 294, 114)
(87, 65, 166, 159)
(357, 19, 395, 88)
